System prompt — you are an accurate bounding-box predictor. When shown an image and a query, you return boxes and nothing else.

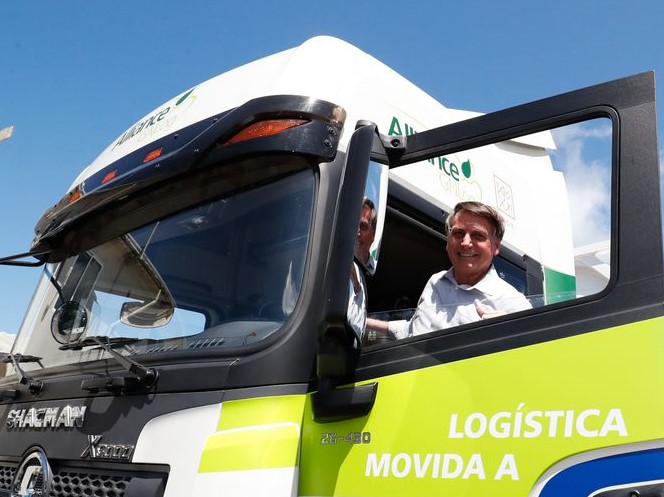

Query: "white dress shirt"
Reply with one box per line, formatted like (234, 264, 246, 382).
(389, 265, 532, 338)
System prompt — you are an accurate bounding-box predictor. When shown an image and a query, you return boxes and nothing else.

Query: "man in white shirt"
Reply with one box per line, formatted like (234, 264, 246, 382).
(366, 201, 531, 340)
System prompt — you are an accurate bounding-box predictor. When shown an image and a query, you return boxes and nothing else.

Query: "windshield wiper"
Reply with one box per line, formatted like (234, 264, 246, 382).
(60, 336, 158, 389)
(59, 336, 139, 351)
(0, 353, 43, 364)
(0, 353, 44, 395)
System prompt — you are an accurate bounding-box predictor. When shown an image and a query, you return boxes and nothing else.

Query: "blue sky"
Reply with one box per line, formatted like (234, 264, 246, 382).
(0, 1, 662, 333)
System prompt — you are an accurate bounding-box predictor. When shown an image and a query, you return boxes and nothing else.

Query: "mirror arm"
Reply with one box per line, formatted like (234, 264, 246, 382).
(313, 122, 387, 422)
(0, 250, 48, 267)
(313, 321, 377, 422)
(312, 380, 378, 423)
(362, 124, 406, 167)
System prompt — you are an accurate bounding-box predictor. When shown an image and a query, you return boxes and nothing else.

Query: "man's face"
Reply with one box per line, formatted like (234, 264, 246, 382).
(446, 210, 501, 286)
(356, 205, 375, 264)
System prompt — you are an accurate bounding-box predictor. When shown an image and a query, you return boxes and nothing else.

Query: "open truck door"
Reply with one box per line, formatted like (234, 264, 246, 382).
(304, 72, 664, 497)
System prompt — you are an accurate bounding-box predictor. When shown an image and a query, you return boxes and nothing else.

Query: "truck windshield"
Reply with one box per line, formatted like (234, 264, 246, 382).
(8, 170, 314, 373)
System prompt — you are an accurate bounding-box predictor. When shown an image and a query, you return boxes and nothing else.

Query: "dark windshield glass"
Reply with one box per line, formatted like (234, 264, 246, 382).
(8, 170, 314, 371)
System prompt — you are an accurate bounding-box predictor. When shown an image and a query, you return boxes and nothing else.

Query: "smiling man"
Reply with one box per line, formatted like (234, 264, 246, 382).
(365, 201, 531, 340)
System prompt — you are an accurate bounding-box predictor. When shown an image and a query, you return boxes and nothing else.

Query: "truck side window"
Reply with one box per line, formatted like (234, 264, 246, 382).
(364, 118, 612, 344)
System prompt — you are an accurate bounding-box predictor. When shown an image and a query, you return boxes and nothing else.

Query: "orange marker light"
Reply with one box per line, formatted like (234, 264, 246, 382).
(143, 148, 163, 163)
(68, 189, 82, 204)
(102, 169, 118, 185)
(223, 119, 308, 146)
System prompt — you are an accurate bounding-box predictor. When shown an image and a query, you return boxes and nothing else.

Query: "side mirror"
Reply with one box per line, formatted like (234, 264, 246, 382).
(51, 301, 88, 344)
(355, 161, 388, 276)
(120, 300, 174, 328)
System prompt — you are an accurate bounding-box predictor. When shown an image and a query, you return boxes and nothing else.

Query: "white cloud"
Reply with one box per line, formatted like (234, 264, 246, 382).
(0, 332, 15, 353)
(550, 122, 612, 248)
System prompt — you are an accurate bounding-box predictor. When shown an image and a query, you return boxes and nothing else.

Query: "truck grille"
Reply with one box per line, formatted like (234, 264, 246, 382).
(0, 462, 166, 497)
(50, 471, 130, 497)
(0, 465, 15, 493)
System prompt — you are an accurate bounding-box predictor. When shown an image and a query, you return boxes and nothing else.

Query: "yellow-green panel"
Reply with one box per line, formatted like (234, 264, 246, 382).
(300, 317, 664, 496)
(216, 394, 306, 430)
(199, 394, 306, 473)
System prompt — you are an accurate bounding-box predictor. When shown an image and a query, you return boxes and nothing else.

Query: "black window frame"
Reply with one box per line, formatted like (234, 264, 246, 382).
(356, 72, 662, 380)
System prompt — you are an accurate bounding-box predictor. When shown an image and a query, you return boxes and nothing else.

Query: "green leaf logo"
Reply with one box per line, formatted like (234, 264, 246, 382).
(176, 87, 196, 106)
(461, 160, 472, 178)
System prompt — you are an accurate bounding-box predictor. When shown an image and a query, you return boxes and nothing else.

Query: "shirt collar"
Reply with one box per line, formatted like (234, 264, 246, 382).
(444, 265, 500, 295)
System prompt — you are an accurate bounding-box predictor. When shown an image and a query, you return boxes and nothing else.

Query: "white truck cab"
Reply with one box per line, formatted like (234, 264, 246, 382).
(0, 37, 660, 497)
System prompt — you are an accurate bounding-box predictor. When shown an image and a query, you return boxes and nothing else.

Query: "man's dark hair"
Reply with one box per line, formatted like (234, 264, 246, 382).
(445, 201, 505, 241)
(363, 197, 378, 231)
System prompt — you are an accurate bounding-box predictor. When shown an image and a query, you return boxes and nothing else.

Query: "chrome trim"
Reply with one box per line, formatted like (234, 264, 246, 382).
(11, 447, 51, 497)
